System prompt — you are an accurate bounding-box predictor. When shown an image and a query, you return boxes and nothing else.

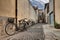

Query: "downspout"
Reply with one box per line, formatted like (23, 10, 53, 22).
(15, 0, 18, 30)
(53, 0, 55, 26)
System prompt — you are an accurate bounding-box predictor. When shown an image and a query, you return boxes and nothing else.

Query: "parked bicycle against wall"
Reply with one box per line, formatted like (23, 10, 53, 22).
(5, 18, 34, 36)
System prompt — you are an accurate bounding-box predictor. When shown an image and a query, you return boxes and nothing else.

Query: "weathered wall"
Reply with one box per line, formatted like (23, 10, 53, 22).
(0, 0, 38, 23)
(18, 0, 38, 23)
(0, 0, 15, 36)
(29, 5, 38, 23)
(17, 0, 30, 20)
(49, 0, 54, 26)
(44, 6, 48, 23)
(0, 0, 38, 37)
(49, 0, 53, 12)
(55, 0, 60, 24)
(0, 0, 15, 18)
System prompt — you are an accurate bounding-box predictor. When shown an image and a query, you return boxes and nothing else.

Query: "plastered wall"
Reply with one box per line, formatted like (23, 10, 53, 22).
(55, 0, 60, 24)
(0, 0, 38, 23)
(0, 0, 15, 18)
(17, 0, 38, 23)
(17, 0, 30, 20)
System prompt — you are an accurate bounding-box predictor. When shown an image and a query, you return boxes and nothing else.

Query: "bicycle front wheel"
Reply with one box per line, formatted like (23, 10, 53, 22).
(5, 23, 16, 36)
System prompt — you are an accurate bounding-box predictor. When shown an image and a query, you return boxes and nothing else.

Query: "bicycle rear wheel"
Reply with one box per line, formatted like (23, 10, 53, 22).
(5, 23, 16, 36)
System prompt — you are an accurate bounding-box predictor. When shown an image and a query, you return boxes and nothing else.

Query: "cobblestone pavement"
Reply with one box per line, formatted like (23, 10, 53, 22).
(43, 24, 60, 40)
(1, 23, 45, 40)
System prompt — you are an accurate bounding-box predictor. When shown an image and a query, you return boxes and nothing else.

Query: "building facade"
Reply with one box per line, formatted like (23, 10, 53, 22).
(49, 0, 54, 26)
(44, 3, 49, 23)
(17, 0, 38, 23)
(0, 0, 15, 17)
(49, 0, 60, 26)
(0, 0, 38, 36)
(55, 0, 60, 24)
(45, 0, 54, 26)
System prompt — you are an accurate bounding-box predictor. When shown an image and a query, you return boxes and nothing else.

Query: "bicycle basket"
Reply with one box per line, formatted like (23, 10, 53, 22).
(8, 18, 14, 23)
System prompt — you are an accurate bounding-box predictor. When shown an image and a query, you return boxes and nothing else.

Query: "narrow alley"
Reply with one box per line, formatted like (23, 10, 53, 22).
(0, 0, 60, 40)
(2, 23, 45, 40)
(1, 23, 60, 40)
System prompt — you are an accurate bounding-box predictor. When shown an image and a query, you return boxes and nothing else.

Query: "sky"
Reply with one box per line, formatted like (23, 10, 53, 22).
(29, 0, 49, 10)
(35, 0, 49, 3)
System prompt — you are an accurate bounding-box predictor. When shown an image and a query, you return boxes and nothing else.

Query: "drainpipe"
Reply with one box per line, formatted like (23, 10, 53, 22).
(53, 0, 55, 26)
(15, 0, 18, 30)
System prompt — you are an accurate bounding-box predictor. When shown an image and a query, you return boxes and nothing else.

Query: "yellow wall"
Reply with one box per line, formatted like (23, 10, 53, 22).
(0, 0, 15, 18)
(55, 0, 60, 24)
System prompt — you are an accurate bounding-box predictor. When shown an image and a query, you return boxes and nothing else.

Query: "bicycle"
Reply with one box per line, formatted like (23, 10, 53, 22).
(5, 18, 28, 36)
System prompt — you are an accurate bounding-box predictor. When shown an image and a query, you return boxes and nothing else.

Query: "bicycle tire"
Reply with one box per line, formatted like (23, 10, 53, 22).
(5, 23, 16, 36)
